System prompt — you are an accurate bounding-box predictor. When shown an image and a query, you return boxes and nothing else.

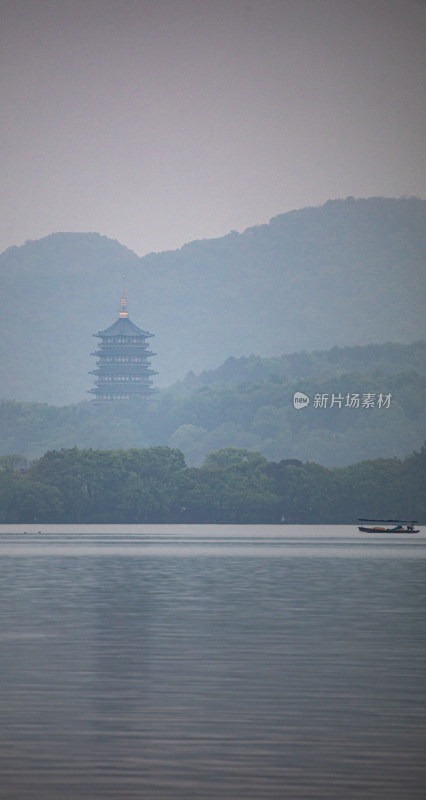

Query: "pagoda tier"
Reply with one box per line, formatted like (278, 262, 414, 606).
(89, 294, 158, 403)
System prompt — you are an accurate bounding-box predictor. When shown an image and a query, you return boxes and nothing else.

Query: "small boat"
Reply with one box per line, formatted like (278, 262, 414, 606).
(358, 519, 419, 533)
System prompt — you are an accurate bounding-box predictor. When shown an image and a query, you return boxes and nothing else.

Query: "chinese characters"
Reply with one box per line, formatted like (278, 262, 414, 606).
(293, 392, 393, 410)
(312, 392, 392, 408)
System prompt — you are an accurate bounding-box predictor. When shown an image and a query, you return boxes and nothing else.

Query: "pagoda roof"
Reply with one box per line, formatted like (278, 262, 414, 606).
(94, 316, 153, 338)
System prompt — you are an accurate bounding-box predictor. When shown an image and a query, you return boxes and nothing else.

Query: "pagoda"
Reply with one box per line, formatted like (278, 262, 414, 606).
(89, 283, 157, 403)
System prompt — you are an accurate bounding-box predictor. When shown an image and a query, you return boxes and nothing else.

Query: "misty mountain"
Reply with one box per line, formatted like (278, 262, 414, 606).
(176, 340, 426, 392)
(0, 341, 424, 467)
(0, 196, 425, 405)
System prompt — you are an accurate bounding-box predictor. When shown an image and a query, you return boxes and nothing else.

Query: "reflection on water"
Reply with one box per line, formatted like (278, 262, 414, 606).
(0, 526, 425, 799)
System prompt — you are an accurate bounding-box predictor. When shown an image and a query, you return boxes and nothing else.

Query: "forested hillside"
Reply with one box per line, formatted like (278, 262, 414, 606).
(1, 197, 425, 404)
(0, 444, 424, 524)
(0, 341, 424, 468)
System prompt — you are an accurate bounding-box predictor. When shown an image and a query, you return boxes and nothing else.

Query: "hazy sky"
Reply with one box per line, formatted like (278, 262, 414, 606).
(1, 0, 425, 256)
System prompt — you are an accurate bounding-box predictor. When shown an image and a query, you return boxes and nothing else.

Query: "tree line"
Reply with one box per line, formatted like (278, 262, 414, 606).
(0, 444, 424, 524)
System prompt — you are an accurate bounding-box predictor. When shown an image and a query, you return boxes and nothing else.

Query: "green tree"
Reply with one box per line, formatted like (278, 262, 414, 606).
(177, 448, 280, 523)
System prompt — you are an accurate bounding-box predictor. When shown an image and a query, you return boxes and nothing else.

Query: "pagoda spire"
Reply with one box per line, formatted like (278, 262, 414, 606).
(119, 276, 128, 318)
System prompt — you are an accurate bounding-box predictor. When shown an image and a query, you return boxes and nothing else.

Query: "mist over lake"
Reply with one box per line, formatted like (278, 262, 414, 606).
(2, 2, 425, 795)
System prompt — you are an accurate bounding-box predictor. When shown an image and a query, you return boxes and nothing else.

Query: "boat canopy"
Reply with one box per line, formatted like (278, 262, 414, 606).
(358, 518, 418, 523)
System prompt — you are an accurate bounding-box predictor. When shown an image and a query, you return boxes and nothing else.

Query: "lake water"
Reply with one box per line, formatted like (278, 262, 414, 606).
(1, 525, 425, 799)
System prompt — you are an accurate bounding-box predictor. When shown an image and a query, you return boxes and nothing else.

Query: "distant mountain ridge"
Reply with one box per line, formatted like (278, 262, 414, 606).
(0, 196, 425, 404)
(177, 340, 426, 392)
